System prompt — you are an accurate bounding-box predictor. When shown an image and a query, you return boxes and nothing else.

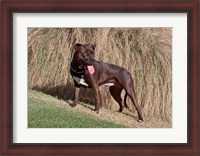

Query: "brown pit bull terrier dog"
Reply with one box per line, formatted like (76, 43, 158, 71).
(70, 43, 144, 122)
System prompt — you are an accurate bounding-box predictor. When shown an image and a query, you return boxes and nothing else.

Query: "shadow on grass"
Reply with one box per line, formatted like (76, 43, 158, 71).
(80, 100, 139, 121)
(121, 110, 139, 121)
(31, 82, 96, 106)
(31, 83, 139, 121)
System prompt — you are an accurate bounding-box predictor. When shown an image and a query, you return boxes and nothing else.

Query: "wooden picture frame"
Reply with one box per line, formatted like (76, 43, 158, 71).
(0, 0, 199, 155)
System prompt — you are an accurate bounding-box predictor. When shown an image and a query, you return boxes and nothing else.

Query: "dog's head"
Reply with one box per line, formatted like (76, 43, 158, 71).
(72, 43, 96, 66)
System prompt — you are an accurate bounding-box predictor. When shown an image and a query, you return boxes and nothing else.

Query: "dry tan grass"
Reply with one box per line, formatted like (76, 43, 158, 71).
(28, 28, 172, 122)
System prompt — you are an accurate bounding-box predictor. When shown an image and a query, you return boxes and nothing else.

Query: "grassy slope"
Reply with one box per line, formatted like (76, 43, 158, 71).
(28, 90, 171, 128)
(29, 90, 126, 128)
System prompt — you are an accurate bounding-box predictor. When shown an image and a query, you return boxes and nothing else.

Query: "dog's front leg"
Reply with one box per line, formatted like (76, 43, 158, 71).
(70, 86, 80, 107)
(93, 85, 100, 113)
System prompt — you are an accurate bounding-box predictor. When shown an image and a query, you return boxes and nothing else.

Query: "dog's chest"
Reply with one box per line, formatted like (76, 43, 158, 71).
(72, 76, 114, 87)
(72, 76, 89, 86)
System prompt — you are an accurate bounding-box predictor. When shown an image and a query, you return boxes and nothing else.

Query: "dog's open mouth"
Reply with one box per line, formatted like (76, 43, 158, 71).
(87, 65, 95, 74)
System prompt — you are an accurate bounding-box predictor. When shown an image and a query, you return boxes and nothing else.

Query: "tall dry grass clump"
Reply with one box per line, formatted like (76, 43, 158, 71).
(28, 28, 172, 122)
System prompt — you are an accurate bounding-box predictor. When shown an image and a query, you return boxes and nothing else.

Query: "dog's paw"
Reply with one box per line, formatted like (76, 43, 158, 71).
(92, 110, 99, 114)
(118, 109, 123, 112)
(70, 103, 77, 108)
(137, 119, 143, 123)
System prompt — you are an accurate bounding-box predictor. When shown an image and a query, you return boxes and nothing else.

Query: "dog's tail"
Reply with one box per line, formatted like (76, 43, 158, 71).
(124, 93, 128, 108)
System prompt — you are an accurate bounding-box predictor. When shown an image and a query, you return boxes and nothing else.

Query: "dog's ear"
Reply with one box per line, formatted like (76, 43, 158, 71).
(73, 43, 82, 51)
(90, 44, 96, 52)
(84, 43, 96, 53)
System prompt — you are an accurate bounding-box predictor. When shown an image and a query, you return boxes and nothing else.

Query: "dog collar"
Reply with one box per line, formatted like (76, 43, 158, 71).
(70, 65, 86, 74)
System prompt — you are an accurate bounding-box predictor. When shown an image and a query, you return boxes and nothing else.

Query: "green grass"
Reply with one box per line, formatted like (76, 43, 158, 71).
(28, 90, 126, 128)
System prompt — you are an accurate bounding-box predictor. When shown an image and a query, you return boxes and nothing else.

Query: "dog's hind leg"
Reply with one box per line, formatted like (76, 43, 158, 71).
(109, 86, 124, 112)
(125, 86, 144, 122)
(120, 74, 144, 122)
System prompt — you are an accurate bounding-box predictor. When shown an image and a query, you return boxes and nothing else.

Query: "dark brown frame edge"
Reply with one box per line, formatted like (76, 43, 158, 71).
(0, 0, 199, 155)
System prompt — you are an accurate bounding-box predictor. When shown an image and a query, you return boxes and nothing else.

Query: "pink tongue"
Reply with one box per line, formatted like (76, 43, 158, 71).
(87, 65, 95, 74)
